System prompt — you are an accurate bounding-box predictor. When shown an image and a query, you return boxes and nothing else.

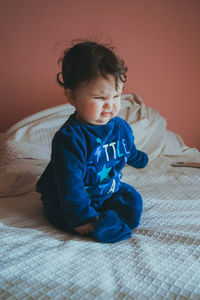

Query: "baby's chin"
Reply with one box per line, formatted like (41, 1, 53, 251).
(75, 116, 108, 126)
(86, 119, 110, 126)
(76, 112, 117, 126)
(90, 114, 115, 125)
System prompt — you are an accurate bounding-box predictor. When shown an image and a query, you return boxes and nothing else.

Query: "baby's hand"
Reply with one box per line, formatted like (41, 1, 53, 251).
(74, 222, 94, 235)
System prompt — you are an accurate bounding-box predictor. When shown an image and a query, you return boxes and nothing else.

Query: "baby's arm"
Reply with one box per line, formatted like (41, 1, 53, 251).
(127, 143, 149, 168)
(52, 131, 100, 229)
(121, 118, 149, 169)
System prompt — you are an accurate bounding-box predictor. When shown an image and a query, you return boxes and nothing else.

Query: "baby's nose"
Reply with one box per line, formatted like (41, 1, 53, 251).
(103, 100, 112, 110)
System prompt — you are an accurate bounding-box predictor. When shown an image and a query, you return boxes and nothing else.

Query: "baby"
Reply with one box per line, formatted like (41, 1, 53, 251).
(36, 41, 149, 243)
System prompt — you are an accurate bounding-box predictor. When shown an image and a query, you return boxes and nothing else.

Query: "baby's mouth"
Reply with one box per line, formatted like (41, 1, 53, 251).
(101, 111, 112, 117)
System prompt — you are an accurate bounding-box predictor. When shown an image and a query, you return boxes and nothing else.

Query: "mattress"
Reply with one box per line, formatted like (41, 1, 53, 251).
(0, 94, 200, 299)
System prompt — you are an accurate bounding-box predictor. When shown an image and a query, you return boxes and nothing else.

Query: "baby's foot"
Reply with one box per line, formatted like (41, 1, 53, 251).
(93, 210, 132, 243)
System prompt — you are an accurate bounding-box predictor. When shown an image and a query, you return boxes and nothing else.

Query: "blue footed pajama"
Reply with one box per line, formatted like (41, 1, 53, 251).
(36, 112, 148, 243)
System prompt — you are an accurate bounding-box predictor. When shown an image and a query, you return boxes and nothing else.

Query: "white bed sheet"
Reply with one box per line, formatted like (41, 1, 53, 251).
(0, 95, 200, 299)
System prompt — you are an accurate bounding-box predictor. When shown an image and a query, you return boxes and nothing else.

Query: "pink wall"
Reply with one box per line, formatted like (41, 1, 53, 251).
(0, 0, 200, 149)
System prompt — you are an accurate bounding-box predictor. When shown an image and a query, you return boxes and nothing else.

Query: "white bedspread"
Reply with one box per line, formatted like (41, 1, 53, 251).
(0, 95, 200, 299)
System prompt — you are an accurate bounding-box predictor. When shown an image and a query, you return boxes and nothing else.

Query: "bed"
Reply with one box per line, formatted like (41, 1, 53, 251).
(0, 94, 200, 299)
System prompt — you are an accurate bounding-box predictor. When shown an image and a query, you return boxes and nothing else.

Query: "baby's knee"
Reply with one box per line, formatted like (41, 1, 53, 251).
(133, 191, 143, 212)
(128, 210, 142, 229)
(126, 193, 143, 229)
(124, 187, 143, 213)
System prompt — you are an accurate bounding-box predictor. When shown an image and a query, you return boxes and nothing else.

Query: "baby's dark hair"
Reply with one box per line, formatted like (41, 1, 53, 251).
(56, 41, 127, 91)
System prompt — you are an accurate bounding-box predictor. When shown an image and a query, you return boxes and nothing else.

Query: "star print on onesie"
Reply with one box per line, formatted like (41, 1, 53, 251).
(97, 165, 112, 182)
(96, 137, 103, 144)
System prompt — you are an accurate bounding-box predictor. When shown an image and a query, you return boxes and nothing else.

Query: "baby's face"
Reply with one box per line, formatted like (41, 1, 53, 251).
(66, 75, 123, 125)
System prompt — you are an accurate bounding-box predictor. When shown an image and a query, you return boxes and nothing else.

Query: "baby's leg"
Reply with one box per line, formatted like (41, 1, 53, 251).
(99, 182, 143, 229)
(41, 194, 75, 233)
(41, 193, 133, 243)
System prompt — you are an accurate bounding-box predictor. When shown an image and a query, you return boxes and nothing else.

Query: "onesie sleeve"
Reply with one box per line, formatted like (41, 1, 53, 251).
(51, 129, 99, 228)
(122, 120, 149, 169)
(127, 142, 149, 168)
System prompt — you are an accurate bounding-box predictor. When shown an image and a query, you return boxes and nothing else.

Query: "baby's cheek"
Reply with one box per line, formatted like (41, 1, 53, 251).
(87, 102, 100, 117)
(114, 102, 121, 114)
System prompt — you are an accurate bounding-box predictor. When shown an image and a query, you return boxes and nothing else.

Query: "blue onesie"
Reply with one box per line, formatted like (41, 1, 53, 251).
(36, 112, 148, 243)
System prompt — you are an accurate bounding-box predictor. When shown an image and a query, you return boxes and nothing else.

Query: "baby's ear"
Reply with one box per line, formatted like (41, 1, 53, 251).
(64, 89, 75, 106)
